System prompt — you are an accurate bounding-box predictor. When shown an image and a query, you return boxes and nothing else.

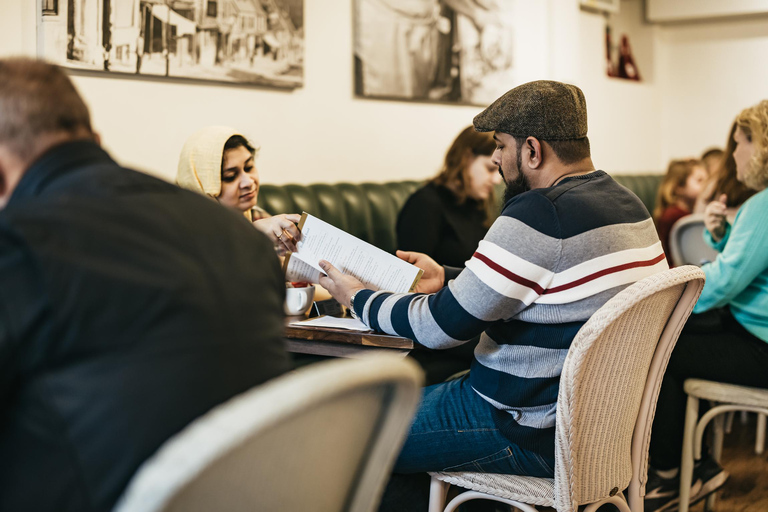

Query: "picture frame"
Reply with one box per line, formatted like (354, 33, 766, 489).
(37, 0, 304, 89)
(353, 0, 518, 106)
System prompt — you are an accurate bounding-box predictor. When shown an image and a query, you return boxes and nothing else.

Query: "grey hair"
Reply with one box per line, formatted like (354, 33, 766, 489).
(0, 58, 92, 159)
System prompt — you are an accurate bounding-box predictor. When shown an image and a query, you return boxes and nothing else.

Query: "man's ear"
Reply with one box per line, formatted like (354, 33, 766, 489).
(92, 131, 102, 146)
(525, 137, 543, 169)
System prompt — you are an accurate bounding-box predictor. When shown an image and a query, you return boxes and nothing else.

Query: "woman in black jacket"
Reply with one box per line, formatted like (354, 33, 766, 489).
(397, 126, 500, 267)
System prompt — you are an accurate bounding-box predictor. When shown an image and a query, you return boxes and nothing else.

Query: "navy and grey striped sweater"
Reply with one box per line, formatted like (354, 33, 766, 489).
(352, 171, 668, 463)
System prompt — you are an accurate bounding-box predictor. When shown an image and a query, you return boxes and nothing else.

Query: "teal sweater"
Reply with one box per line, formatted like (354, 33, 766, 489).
(694, 187, 768, 342)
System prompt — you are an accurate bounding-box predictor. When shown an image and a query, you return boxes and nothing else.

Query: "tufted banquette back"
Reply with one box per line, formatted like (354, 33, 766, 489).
(256, 174, 662, 255)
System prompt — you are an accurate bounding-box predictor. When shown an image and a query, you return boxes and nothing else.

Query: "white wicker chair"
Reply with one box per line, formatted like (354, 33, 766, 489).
(113, 354, 423, 512)
(678, 379, 768, 512)
(668, 214, 718, 267)
(428, 266, 705, 512)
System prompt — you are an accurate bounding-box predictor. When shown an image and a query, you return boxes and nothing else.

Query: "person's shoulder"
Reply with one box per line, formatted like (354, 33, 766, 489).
(742, 187, 768, 207)
(498, 191, 560, 236)
(409, 182, 445, 202)
(735, 188, 768, 223)
(400, 182, 445, 212)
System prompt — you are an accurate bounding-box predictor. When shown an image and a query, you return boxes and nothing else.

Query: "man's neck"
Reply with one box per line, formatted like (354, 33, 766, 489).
(549, 158, 597, 187)
(0, 130, 97, 208)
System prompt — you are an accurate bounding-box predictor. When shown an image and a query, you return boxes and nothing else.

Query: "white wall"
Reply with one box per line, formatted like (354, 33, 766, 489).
(3, 0, 544, 184)
(573, 0, 665, 173)
(658, 16, 768, 163)
(2, 0, 767, 183)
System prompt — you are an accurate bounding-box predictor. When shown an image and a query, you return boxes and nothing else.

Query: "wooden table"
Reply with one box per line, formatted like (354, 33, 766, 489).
(284, 317, 414, 358)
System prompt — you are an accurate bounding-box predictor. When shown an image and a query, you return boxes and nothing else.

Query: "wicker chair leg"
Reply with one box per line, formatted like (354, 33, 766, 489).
(679, 394, 699, 512)
(756, 413, 766, 455)
(705, 414, 726, 511)
(428, 477, 449, 512)
(724, 410, 734, 433)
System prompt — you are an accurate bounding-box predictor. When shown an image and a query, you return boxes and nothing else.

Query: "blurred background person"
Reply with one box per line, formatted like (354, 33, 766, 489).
(695, 122, 757, 218)
(177, 126, 301, 253)
(701, 147, 724, 177)
(653, 158, 708, 266)
(397, 126, 499, 267)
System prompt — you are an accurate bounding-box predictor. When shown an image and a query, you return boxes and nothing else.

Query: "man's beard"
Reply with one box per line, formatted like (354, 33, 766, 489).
(502, 150, 531, 205)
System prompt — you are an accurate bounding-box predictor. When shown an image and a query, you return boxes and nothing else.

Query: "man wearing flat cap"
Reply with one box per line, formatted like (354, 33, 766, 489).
(321, 80, 667, 510)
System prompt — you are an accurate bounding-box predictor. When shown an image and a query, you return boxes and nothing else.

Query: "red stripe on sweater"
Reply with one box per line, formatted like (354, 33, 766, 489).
(544, 253, 666, 294)
(473, 251, 666, 296)
(472, 252, 546, 295)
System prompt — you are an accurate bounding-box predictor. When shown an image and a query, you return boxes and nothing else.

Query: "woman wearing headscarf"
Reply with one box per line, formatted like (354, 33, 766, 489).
(177, 126, 301, 252)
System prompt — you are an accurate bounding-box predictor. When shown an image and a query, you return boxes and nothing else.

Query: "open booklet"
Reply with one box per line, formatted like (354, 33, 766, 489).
(283, 212, 423, 293)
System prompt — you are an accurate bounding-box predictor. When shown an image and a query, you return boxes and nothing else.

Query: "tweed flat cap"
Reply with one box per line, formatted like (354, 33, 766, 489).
(473, 80, 588, 140)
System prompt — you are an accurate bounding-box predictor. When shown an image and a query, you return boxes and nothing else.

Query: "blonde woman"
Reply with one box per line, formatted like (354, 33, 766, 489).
(647, 100, 768, 512)
(177, 126, 300, 252)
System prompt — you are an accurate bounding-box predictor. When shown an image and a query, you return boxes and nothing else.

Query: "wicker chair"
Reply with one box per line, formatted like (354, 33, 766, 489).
(113, 354, 423, 512)
(428, 266, 705, 512)
(678, 380, 768, 512)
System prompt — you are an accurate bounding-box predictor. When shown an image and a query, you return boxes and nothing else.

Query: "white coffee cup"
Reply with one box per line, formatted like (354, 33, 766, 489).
(284, 285, 315, 316)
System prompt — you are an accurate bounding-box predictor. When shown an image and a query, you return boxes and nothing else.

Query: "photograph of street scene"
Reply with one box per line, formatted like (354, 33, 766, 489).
(38, 0, 303, 88)
(354, 0, 515, 105)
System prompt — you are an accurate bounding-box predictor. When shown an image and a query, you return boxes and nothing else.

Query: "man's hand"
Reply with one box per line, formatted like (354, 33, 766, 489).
(396, 250, 445, 294)
(704, 194, 728, 242)
(318, 260, 365, 308)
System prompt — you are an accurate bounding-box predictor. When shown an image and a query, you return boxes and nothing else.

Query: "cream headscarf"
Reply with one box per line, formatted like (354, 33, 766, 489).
(176, 125, 261, 199)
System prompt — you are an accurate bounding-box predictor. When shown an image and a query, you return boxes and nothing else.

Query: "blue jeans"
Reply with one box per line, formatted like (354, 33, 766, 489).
(379, 375, 553, 511)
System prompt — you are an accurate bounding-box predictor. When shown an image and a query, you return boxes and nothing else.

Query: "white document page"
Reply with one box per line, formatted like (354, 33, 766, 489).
(286, 213, 423, 293)
(290, 316, 371, 332)
(284, 254, 322, 283)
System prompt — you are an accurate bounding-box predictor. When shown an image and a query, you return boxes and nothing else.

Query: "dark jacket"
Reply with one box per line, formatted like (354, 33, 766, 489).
(396, 183, 490, 267)
(0, 140, 291, 511)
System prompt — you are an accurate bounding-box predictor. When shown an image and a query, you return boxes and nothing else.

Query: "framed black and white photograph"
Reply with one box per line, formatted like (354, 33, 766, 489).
(353, 0, 516, 106)
(37, 0, 304, 89)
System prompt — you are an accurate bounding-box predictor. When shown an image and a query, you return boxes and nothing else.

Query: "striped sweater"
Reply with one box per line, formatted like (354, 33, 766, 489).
(352, 171, 668, 463)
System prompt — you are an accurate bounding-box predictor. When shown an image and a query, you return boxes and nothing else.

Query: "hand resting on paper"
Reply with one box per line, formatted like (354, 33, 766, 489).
(318, 260, 366, 309)
(396, 250, 445, 294)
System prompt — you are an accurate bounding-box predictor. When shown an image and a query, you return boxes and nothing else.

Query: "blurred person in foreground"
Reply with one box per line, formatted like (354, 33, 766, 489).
(646, 100, 768, 512)
(319, 80, 667, 510)
(0, 58, 291, 512)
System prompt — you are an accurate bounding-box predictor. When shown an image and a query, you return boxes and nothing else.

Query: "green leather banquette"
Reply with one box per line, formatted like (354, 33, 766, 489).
(256, 173, 662, 255)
